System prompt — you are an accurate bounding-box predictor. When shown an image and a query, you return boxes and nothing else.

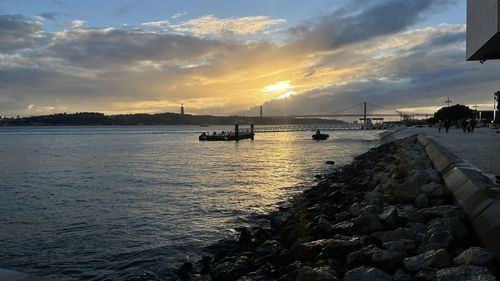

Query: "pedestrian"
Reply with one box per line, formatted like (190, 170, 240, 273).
(445, 119, 450, 133)
(462, 119, 468, 133)
(471, 119, 476, 133)
(438, 120, 442, 133)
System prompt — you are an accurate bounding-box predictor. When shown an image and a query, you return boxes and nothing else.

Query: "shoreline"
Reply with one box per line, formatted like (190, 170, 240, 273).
(174, 135, 498, 281)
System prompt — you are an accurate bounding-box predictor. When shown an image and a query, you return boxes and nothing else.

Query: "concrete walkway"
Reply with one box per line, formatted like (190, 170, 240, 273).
(392, 126, 499, 178)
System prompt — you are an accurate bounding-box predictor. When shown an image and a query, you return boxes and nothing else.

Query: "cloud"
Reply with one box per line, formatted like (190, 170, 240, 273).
(0, 14, 48, 52)
(141, 20, 169, 28)
(170, 15, 286, 36)
(171, 12, 187, 20)
(38, 12, 58, 21)
(289, 0, 454, 51)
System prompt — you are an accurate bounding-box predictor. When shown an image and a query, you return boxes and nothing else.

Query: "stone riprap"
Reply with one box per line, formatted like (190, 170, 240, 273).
(174, 136, 497, 281)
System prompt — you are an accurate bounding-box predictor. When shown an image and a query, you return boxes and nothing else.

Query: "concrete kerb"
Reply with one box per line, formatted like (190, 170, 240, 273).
(417, 134, 500, 264)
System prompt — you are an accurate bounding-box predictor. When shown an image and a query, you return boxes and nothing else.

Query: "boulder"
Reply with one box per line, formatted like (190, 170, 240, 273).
(255, 240, 281, 259)
(372, 249, 405, 272)
(436, 266, 496, 281)
(419, 231, 453, 253)
(383, 239, 417, 254)
(415, 267, 437, 281)
(295, 266, 340, 281)
(346, 244, 383, 267)
(354, 214, 384, 234)
(403, 249, 452, 272)
(350, 203, 361, 216)
(410, 205, 465, 223)
(361, 205, 383, 216)
(317, 215, 333, 232)
(176, 262, 193, 280)
(428, 217, 468, 241)
(211, 256, 256, 281)
(330, 221, 354, 235)
(378, 206, 400, 227)
(415, 193, 430, 209)
(343, 266, 392, 281)
(453, 247, 495, 266)
(375, 228, 414, 244)
(364, 191, 384, 207)
(321, 237, 365, 259)
(296, 239, 330, 262)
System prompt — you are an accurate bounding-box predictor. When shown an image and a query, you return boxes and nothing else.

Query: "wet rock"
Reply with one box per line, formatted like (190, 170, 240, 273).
(428, 217, 468, 241)
(176, 262, 193, 280)
(372, 249, 405, 272)
(378, 206, 400, 227)
(343, 266, 392, 281)
(328, 190, 347, 205)
(393, 269, 413, 281)
(415, 193, 430, 209)
(361, 205, 383, 216)
(211, 256, 256, 281)
(295, 266, 340, 281)
(354, 214, 384, 234)
(208, 239, 240, 263)
(453, 247, 495, 266)
(255, 240, 281, 259)
(419, 231, 453, 253)
(320, 237, 365, 259)
(375, 227, 414, 244)
(317, 214, 333, 232)
(410, 206, 465, 223)
(403, 249, 452, 272)
(330, 221, 354, 235)
(415, 267, 437, 281)
(200, 256, 212, 274)
(350, 203, 361, 216)
(364, 192, 384, 207)
(296, 239, 330, 261)
(383, 239, 417, 253)
(346, 244, 383, 267)
(325, 161, 336, 165)
(334, 211, 351, 222)
(436, 265, 496, 281)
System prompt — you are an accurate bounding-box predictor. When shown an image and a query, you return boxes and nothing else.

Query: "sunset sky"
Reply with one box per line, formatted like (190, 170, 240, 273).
(0, 0, 498, 116)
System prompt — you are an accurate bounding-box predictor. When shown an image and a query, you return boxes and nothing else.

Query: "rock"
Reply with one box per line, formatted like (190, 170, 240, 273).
(378, 206, 400, 227)
(325, 161, 336, 165)
(354, 214, 384, 234)
(343, 266, 392, 281)
(335, 211, 351, 222)
(351, 203, 361, 216)
(328, 190, 347, 204)
(295, 266, 340, 281)
(397, 205, 418, 221)
(321, 236, 365, 259)
(436, 266, 496, 281)
(383, 239, 417, 253)
(419, 231, 453, 253)
(428, 217, 468, 241)
(411, 205, 465, 223)
(415, 193, 430, 209)
(375, 228, 414, 244)
(361, 205, 383, 216)
(415, 267, 437, 281)
(372, 249, 405, 272)
(208, 239, 240, 263)
(393, 269, 413, 281)
(317, 215, 333, 232)
(200, 256, 212, 274)
(403, 249, 452, 272)
(330, 221, 354, 235)
(420, 182, 441, 195)
(211, 256, 256, 281)
(296, 239, 330, 262)
(364, 191, 384, 207)
(239, 228, 253, 247)
(176, 262, 193, 280)
(346, 244, 383, 267)
(255, 240, 281, 259)
(453, 247, 495, 266)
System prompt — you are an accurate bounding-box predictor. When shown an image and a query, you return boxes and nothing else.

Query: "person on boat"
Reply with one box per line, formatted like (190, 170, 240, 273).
(315, 130, 321, 135)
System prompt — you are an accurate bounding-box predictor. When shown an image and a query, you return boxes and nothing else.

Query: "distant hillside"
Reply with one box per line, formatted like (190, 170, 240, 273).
(0, 112, 346, 126)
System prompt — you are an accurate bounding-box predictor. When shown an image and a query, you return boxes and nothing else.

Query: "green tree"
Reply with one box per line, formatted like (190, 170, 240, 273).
(434, 104, 473, 122)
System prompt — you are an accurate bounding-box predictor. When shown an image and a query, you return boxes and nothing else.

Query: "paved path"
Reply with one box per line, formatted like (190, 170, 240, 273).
(391, 126, 499, 178)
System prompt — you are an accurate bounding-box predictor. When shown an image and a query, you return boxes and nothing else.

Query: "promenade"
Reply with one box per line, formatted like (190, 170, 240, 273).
(393, 126, 500, 179)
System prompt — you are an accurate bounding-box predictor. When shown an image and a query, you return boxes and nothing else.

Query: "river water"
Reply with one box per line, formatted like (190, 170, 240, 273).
(0, 126, 383, 280)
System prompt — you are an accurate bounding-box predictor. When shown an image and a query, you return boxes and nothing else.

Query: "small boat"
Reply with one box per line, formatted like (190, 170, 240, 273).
(312, 130, 329, 140)
(199, 124, 210, 127)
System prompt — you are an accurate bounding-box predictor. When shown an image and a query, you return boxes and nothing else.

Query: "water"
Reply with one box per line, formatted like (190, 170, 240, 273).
(0, 126, 383, 280)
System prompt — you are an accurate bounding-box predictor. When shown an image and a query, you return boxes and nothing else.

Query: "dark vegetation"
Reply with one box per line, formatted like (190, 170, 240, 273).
(0, 112, 346, 126)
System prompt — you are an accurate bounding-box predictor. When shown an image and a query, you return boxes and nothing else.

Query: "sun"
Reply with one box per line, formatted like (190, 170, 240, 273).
(264, 81, 293, 93)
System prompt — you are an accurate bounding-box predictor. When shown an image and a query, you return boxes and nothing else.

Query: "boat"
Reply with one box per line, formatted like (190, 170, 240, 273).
(199, 124, 210, 127)
(312, 130, 329, 140)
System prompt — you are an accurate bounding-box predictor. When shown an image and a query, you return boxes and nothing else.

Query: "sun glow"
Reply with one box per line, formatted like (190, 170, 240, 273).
(275, 91, 297, 100)
(264, 81, 294, 93)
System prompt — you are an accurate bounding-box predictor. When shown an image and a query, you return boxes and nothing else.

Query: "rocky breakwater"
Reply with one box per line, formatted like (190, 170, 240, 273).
(176, 136, 498, 281)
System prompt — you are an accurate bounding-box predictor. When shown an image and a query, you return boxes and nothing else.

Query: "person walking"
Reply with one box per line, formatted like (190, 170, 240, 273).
(471, 119, 476, 133)
(438, 120, 442, 133)
(462, 119, 468, 133)
(445, 119, 450, 133)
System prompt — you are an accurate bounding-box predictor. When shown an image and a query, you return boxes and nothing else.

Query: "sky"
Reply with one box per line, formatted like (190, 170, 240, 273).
(0, 0, 498, 117)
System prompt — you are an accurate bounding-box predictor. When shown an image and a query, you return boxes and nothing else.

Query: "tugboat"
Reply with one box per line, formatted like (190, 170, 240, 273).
(312, 130, 329, 140)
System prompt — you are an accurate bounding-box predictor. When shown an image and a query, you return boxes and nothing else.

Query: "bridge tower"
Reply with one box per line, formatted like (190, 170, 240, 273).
(260, 105, 263, 118)
(363, 101, 367, 127)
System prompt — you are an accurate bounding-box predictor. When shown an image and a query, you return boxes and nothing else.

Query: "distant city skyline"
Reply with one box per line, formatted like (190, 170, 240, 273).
(0, 0, 498, 116)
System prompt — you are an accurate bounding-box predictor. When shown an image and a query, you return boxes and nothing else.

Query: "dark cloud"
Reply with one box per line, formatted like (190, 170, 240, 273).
(290, 0, 453, 51)
(0, 14, 49, 52)
(38, 12, 58, 21)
